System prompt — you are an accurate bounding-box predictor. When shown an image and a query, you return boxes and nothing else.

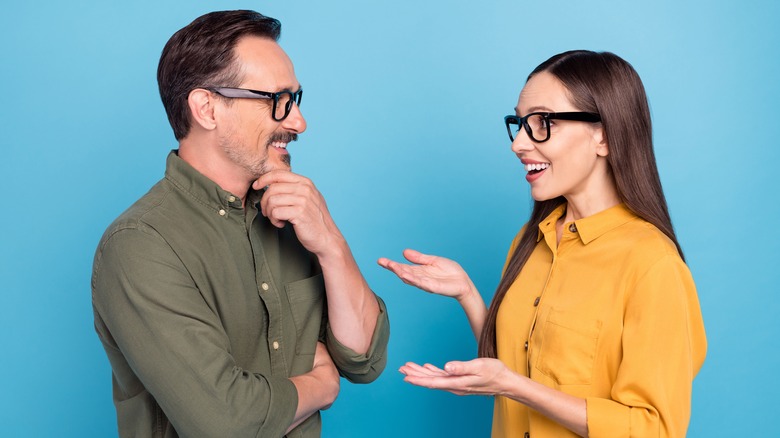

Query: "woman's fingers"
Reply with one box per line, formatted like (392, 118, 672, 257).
(403, 248, 436, 265)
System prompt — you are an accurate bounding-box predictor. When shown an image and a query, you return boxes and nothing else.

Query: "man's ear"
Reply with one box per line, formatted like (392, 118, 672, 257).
(594, 125, 609, 157)
(187, 89, 217, 131)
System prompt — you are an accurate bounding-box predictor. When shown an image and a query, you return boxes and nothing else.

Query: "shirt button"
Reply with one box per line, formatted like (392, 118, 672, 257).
(218, 209, 226, 216)
(533, 297, 540, 307)
(524, 341, 529, 351)
(261, 282, 269, 291)
(228, 196, 236, 202)
(569, 223, 577, 232)
(272, 341, 279, 350)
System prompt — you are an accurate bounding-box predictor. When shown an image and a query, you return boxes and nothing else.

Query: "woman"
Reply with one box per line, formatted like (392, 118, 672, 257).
(378, 51, 706, 437)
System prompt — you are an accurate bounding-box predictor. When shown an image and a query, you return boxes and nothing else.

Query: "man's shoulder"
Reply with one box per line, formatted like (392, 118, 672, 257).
(97, 178, 174, 249)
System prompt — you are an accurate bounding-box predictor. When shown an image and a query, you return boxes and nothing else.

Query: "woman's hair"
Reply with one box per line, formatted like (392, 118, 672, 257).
(478, 50, 683, 359)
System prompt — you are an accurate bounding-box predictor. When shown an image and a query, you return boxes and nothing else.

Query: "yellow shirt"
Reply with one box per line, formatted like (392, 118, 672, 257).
(493, 203, 706, 437)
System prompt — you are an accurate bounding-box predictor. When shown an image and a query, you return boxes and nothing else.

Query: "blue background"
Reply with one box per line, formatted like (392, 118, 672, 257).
(1, 0, 777, 436)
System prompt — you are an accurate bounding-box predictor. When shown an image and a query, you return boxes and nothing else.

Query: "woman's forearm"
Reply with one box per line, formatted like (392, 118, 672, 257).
(456, 282, 488, 340)
(502, 371, 588, 437)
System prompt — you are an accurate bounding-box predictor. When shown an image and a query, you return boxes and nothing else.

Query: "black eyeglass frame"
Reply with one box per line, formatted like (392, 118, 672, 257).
(208, 86, 303, 122)
(504, 112, 601, 143)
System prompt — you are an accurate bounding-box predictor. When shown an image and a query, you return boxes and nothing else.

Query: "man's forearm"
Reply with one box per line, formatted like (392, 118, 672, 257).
(286, 343, 340, 434)
(287, 374, 334, 433)
(318, 238, 380, 354)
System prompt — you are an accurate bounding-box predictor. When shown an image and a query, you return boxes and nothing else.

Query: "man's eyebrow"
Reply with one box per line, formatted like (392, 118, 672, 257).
(276, 83, 301, 92)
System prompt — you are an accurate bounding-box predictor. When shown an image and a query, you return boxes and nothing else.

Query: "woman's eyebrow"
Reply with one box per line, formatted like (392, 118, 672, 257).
(514, 105, 554, 114)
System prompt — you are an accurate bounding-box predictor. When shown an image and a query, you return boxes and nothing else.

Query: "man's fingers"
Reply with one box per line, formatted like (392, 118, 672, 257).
(253, 169, 299, 189)
(264, 205, 304, 228)
(262, 193, 306, 213)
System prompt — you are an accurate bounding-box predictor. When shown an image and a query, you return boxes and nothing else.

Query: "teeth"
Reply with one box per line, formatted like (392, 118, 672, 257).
(525, 163, 550, 172)
(271, 141, 288, 149)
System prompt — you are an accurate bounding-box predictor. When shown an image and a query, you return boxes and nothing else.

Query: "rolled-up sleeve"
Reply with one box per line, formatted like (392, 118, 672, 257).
(92, 226, 297, 438)
(586, 255, 707, 437)
(324, 295, 389, 384)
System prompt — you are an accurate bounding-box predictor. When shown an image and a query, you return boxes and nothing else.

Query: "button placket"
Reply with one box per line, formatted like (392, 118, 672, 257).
(526, 250, 557, 377)
(254, 262, 288, 373)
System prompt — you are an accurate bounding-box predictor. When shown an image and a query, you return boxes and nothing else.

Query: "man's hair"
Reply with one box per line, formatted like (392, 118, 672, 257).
(157, 10, 281, 140)
(478, 50, 683, 359)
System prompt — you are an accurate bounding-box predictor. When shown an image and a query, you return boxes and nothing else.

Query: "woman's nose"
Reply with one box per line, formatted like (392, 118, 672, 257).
(511, 129, 535, 154)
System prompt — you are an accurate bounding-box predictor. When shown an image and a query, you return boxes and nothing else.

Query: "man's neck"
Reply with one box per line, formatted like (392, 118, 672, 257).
(178, 139, 252, 206)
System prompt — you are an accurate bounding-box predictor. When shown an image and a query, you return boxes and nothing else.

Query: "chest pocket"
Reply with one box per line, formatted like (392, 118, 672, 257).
(285, 273, 325, 355)
(534, 308, 602, 385)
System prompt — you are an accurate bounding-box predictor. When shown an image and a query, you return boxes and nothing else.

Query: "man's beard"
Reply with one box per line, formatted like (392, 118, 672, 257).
(269, 132, 295, 169)
(220, 132, 297, 178)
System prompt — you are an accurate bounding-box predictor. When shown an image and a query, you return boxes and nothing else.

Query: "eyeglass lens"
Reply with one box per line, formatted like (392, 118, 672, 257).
(274, 90, 302, 121)
(509, 114, 549, 142)
(524, 114, 549, 142)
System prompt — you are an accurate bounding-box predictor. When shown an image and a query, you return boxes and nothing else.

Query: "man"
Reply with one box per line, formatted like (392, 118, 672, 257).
(92, 10, 389, 437)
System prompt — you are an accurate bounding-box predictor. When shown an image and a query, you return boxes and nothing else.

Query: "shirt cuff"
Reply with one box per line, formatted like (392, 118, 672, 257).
(324, 294, 389, 384)
(263, 374, 299, 436)
(586, 397, 630, 438)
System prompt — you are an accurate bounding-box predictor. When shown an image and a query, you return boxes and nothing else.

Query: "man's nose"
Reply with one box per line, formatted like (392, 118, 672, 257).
(282, 102, 306, 134)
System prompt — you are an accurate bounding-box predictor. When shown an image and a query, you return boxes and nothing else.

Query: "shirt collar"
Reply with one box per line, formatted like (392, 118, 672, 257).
(537, 203, 637, 245)
(164, 150, 255, 211)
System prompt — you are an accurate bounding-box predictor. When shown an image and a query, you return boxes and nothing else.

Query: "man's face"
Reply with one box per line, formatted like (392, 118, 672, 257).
(216, 36, 306, 180)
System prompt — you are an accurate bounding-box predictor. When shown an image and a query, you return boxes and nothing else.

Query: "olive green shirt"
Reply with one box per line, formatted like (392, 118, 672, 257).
(92, 151, 389, 438)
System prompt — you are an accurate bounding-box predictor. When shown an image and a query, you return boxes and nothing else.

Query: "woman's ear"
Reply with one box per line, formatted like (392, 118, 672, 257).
(187, 89, 217, 131)
(594, 125, 609, 157)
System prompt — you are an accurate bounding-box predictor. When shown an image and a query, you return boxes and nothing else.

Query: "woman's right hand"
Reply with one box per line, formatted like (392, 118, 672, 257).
(377, 249, 476, 302)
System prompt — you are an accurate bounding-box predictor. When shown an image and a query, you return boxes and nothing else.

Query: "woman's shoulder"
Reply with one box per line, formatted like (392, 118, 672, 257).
(618, 216, 683, 264)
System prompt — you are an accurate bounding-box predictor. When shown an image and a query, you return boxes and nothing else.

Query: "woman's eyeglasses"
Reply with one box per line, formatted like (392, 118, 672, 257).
(504, 112, 601, 143)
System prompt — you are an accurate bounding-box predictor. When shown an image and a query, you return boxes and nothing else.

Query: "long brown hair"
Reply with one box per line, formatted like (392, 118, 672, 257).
(478, 50, 684, 358)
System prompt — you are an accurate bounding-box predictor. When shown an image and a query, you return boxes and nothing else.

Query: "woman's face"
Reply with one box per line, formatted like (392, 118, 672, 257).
(511, 71, 612, 203)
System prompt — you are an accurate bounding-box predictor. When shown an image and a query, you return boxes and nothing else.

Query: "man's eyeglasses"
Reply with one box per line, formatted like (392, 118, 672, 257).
(504, 112, 601, 143)
(209, 87, 303, 122)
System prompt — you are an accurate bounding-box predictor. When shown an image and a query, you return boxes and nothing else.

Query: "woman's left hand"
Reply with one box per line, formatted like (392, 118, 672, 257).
(399, 358, 512, 397)
(402, 358, 588, 437)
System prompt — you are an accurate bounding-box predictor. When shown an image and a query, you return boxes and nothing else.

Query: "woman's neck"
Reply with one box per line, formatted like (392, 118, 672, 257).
(556, 182, 621, 244)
